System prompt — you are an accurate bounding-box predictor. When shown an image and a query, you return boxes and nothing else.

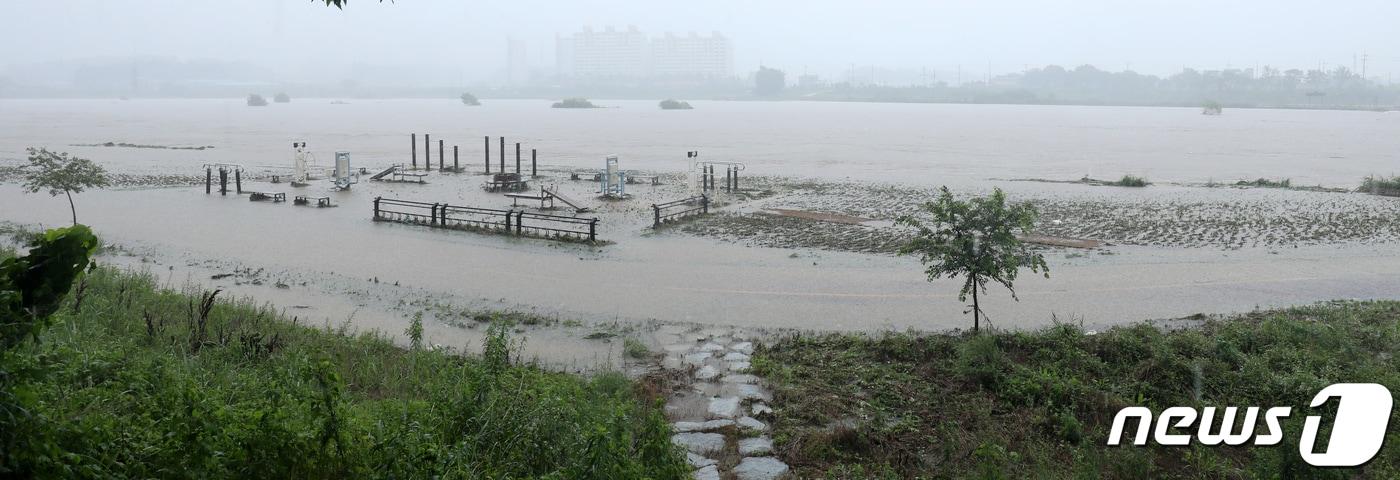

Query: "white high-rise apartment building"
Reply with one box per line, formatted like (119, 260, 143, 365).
(555, 26, 733, 79)
(650, 32, 733, 78)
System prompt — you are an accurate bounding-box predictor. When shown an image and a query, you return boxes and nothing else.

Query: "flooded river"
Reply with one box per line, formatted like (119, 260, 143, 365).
(2, 98, 1398, 367)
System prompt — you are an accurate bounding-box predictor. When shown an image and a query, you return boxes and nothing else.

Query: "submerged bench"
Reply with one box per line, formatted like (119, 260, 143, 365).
(249, 191, 286, 202)
(389, 172, 428, 183)
(294, 195, 333, 207)
(504, 192, 554, 209)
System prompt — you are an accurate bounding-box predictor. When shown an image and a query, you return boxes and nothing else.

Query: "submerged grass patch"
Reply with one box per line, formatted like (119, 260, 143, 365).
(753, 302, 1400, 478)
(1361, 175, 1400, 196)
(3, 262, 688, 478)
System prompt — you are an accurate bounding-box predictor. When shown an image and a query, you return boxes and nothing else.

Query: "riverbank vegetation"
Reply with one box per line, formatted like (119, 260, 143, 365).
(0, 235, 687, 478)
(1360, 175, 1400, 196)
(752, 301, 1400, 478)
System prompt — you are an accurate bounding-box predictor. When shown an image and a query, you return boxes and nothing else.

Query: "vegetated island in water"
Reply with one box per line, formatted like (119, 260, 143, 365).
(551, 98, 599, 109)
(71, 142, 215, 151)
(246, 94, 268, 107)
(460, 93, 480, 106)
(658, 99, 693, 110)
(273, 92, 291, 103)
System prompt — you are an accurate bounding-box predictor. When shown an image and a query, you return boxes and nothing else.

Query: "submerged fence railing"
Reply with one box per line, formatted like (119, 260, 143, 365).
(373, 197, 598, 242)
(652, 195, 709, 227)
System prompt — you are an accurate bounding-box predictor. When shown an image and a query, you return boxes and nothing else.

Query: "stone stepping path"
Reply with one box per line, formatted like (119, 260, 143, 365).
(656, 325, 791, 480)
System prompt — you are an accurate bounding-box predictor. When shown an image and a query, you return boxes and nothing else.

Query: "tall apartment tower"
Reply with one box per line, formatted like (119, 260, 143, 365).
(650, 31, 733, 78)
(506, 37, 528, 85)
(554, 26, 733, 80)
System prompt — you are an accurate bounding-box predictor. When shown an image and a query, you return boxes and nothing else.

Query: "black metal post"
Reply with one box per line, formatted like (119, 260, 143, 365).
(234, 169, 242, 194)
(484, 136, 491, 173)
(430, 203, 439, 225)
(424, 134, 431, 171)
(411, 133, 417, 169)
(373, 196, 381, 219)
(438, 140, 444, 170)
(652, 204, 660, 227)
(733, 167, 739, 191)
(499, 136, 505, 173)
(531, 149, 537, 176)
(205, 167, 211, 194)
(515, 211, 523, 234)
(504, 210, 511, 231)
(725, 167, 732, 192)
(589, 218, 597, 242)
(453, 145, 459, 171)
(219, 167, 228, 195)
(515, 142, 521, 175)
(702, 195, 709, 214)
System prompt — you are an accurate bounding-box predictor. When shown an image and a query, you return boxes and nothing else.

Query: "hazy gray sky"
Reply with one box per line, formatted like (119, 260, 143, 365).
(3, 0, 1397, 83)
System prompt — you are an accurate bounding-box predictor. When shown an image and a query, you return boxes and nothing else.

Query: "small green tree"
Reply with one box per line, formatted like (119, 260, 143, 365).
(20, 148, 110, 225)
(897, 187, 1048, 332)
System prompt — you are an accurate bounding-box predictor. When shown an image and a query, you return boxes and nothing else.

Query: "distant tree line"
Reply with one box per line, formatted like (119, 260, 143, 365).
(794, 64, 1400, 108)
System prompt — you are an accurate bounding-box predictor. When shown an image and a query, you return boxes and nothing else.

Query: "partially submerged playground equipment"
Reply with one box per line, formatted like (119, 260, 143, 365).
(652, 195, 709, 227)
(331, 151, 359, 191)
(204, 163, 245, 195)
(600, 155, 629, 199)
(373, 197, 600, 243)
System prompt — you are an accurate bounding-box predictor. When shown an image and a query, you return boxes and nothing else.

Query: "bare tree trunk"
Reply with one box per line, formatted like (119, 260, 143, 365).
(972, 279, 980, 332)
(65, 190, 77, 225)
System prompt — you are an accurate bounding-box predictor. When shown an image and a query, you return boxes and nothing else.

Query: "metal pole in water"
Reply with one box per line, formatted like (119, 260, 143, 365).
(453, 145, 459, 171)
(234, 168, 242, 194)
(438, 140, 444, 170)
(484, 136, 491, 173)
(205, 167, 211, 194)
(411, 133, 417, 169)
(531, 149, 537, 176)
(219, 167, 228, 195)
(424, 134, 431, 171)
(499, 136, 505, 173)
(515, 142, 521, 174)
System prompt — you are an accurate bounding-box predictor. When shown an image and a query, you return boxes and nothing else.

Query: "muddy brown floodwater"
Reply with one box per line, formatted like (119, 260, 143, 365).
(2, 98, 1399, 369)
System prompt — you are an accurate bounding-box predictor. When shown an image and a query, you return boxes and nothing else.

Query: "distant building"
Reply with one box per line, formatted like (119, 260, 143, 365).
(507, 37, 528, 85)
(554, 26, 733, 80)
(650, 32, 733, 78)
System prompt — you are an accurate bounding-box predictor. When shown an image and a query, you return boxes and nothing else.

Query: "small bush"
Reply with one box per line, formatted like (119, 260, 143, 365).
(1111, 175, 1149, 187)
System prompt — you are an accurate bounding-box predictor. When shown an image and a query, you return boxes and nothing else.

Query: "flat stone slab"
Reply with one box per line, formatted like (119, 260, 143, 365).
(692, 465, 721, 480)
(684, 352, 712, 366)
(731, 341, 754, 354)
(675, 419, 735, 432)
(707, 396, 741, 419)
(698, 342, 726, 352)
(687, 452, 717, 468)
(722, 352, 751, 362)
(751, 403, 773, 416)
(737, 416, 769, 432)
(728, 361, 751, 373)
(721, 374, 760, 384)
(672, 432, 726, 455)
(694, 364, 720, 380)
(738, 436, 773, 456)
(736, 383, 771, 402)
(664, 344, 693, 353)
(733, 456, 790, 480)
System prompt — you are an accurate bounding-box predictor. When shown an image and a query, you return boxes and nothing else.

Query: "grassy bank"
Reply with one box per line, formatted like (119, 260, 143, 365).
(2, 259, 687, 478)
(753, 302, 1400, 478)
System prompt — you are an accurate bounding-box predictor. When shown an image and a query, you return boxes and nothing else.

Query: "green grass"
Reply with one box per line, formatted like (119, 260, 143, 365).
(752, 302, 1400, 479)
(1360, 175, 1400, 196)
(3, 262, 688, 478)
(1235, 178, 1292, 188)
